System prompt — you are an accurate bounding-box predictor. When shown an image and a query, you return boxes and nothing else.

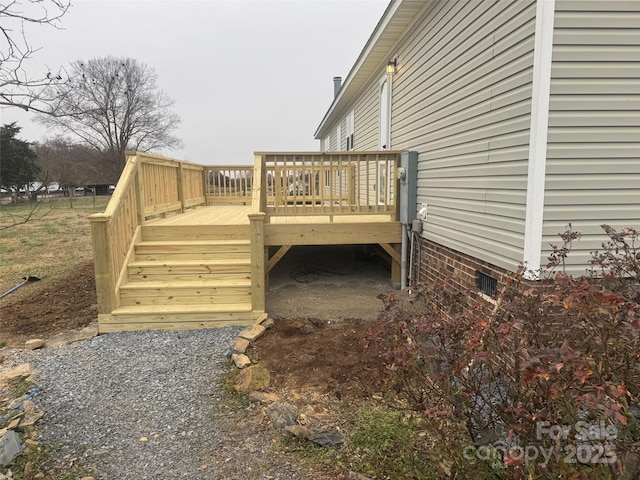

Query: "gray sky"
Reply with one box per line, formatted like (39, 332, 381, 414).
(1, 0, 389, 165)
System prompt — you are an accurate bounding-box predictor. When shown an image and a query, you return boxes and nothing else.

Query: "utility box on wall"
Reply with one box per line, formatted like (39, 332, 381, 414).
(399, 151, 418, 225)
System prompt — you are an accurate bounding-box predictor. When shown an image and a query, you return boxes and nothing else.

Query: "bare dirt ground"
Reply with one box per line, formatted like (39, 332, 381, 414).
(0, 246, 399, 477)
(0, 260, 97, 347)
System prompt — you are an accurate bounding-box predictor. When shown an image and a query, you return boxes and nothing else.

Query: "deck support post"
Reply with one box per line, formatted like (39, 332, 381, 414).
(249, 212, 266, 313)
(89, 214, 117, 315)
(134, 169, 145, 226)
(390, 242, 402, 289)
(177, 162, 186, 213)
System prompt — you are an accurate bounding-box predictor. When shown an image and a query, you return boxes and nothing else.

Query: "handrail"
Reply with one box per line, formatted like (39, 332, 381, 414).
(89, 151, 208, 318)
(260, 151, 401, 219)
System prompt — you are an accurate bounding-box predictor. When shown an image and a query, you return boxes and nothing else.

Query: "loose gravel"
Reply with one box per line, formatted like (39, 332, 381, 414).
(8, 328, 321, 479)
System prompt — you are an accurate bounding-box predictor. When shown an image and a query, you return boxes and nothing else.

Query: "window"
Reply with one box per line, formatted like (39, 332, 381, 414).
(346, 110, 355, 150)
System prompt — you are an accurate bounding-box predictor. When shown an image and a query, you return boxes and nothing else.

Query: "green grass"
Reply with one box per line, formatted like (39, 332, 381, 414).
(2, 434, 95, 480)
(345, 407, 438, 480)
(0, 196, 109, 296)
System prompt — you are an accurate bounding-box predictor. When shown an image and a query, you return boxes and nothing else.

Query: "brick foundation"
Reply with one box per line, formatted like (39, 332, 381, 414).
(416, 238, 514, 297)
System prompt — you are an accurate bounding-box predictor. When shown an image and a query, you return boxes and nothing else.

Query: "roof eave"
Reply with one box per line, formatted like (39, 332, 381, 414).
(314, 0, 427, 140)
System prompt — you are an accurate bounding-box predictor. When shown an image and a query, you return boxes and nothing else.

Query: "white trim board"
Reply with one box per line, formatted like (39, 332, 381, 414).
(523, 0, 555, 278)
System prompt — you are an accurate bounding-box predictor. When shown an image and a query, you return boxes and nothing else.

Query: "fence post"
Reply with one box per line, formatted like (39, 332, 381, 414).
(249, 212, 266, 313)
(89, 214, 117, 316)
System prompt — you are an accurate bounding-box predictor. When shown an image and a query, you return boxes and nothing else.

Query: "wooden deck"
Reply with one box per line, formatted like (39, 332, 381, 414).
(147, 205, 395, 226)
(90, 151, 403, 333)
(148, 205, 252, 226)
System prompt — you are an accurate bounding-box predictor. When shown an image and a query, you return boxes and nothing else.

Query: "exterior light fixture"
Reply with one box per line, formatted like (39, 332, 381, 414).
(386, 58, 397, 75)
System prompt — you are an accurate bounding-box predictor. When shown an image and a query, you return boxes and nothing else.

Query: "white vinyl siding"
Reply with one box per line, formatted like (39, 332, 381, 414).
(353, 83, 379, 150)
(391, 0, 537, 271)
(541, 0, 640, 274)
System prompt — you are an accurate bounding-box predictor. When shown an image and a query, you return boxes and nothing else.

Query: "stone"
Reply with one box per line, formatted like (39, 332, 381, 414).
(285, 425, 343, 447)
(234, 365, 270, 392)
(232, 337, 250, 354)
(262, 317, 275, 329)
(231, 353, 251, 369)
(238, 324, 266, 342)
(284, 425, 312, 439)
(253, 313, 269, 326)
(44, 321, 98, 348)
(17, 404, 43, 429)
(248, 391, 279, 404)
(308, 428, 344, 447)
(6, 418, 21, 430)
(24, 339, 44, 350)
(0, 430, 24, 466)
(0, 364, 31, 383)
(267, 403, 299, 429)
(34, 473, 45, 479)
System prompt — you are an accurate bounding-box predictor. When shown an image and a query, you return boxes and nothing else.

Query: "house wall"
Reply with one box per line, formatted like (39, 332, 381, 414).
(542, 0, 640, 273)
(418, 237, 514, 297)
(389, 0, 537, 272)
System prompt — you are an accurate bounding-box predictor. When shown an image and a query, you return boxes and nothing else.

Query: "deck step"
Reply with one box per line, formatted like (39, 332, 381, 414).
(112, 304, 253, 315)
(104, 304, 256, 333)
(141, 224, 250, 242)
(120, 281, 251, 306)
(135, 240, 251, 261)
(127, 259, 250, 277)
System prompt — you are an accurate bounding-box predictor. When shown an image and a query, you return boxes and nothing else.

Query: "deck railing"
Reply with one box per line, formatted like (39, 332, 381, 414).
(254, 152, 400, 218)
(90, 150, 402, 321)
(88, 152, 207, 315)
(205, 165, 253, 204)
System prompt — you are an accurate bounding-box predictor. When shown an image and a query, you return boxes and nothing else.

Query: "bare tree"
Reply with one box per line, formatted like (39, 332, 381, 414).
(34, 137, 104, 207)
(37, 56, 183, 175)
(0, 0, 71, 114)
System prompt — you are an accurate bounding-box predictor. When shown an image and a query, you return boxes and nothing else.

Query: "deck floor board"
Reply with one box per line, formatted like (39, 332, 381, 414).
(146, 205, 395, 226)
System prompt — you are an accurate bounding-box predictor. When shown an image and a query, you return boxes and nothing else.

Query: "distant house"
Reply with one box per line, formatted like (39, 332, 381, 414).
(315, 0, 640, 293)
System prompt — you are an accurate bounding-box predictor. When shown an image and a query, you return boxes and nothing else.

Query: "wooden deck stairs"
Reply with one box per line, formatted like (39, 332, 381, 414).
(90, 151, 403, 333)
(103, 224, 257, 332)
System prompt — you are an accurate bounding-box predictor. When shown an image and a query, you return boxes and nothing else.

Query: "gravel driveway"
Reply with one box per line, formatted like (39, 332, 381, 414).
(10, 328, 321, 479)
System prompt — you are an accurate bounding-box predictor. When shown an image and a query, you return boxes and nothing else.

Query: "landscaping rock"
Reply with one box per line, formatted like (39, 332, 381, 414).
(253, 313, 269, 326)
(308, 428, 343, 447)
(0, 430, 24, 466)
(262, 317, 275, 329)
(24, 339, 44, 350)
(266, 403, 298, 429)
(0, 364, 31, 384)
(234, 365, 270, 392)
(248, 391, 279, 404)
(285, 425, 343, 447)
(44, 322, 98, 348)
(284, 424, 312, 439)
(232, 337, 250, 354)
(231, 353, 251, 369)
(238, 324, 266, 342)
